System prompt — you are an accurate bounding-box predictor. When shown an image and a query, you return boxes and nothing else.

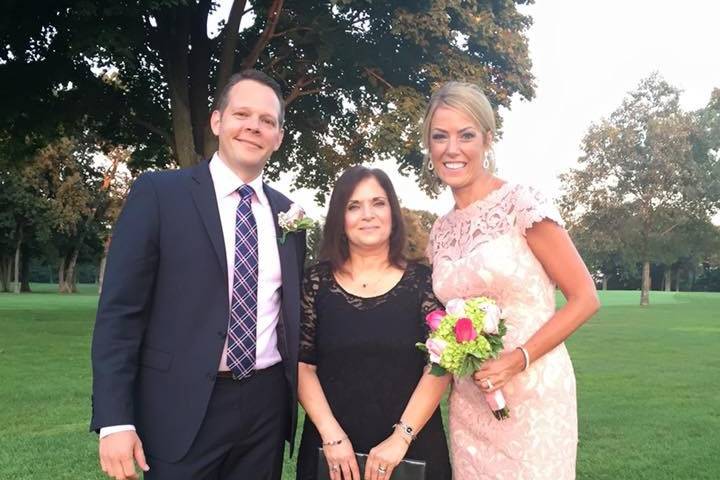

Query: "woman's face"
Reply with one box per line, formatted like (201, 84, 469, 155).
(428, 105, 491, 191)
(344, 176, 393, 252)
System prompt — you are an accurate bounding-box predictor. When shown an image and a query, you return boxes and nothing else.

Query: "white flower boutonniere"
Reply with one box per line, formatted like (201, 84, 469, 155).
(278, 203, 314, 244)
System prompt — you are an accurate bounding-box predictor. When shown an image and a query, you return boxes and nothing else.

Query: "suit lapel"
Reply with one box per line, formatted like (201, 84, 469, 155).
(189, 161, 228, 276)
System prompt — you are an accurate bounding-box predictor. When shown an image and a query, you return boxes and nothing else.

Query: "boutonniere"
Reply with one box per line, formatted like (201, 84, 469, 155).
(278, 203, 314, 244)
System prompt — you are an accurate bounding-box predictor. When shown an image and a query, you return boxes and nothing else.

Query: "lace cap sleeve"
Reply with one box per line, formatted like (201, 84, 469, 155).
(415, 263, 444, 334)
(299, 263, 325, 365)
(514, 185, 565, 236)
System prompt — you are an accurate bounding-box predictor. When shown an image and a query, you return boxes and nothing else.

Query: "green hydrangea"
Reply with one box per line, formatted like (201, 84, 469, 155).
(418, 296, 506, 377)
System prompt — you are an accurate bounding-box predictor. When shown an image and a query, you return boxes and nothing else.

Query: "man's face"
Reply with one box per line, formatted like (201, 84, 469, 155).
(211, 79, 284, 179)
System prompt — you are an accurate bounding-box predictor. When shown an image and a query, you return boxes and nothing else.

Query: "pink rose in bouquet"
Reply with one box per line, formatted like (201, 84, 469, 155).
(425, 309, 445, 332)
(454, 318, 477, 343)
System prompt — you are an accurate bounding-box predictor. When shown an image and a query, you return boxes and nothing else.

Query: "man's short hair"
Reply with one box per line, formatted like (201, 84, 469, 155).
(214, 69, 285, 128)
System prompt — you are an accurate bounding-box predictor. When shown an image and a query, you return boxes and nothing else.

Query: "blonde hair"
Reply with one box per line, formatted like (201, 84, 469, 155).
(421, 82, 497, 192)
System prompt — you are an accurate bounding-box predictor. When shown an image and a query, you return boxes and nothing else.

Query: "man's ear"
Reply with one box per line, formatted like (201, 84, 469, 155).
(210, 110, 221, 136)
(273, 128, 285, 152)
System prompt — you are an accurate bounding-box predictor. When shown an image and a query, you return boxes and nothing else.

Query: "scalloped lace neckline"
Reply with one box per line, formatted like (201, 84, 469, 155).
(450, 182, 513, 215)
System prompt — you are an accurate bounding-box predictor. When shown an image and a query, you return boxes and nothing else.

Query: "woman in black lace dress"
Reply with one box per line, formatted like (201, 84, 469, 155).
(296, 166, 451, 480)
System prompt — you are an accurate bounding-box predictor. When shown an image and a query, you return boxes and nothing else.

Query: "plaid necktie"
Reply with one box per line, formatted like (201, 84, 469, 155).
(227, 184, 258, 379)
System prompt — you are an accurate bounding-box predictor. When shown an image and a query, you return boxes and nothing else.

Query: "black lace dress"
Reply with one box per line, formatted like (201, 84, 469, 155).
(296, 261, 451, 480)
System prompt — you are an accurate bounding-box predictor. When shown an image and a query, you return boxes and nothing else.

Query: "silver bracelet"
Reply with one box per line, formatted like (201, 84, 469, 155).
(393, 420, 417, 442)
(516, 346, 530, 371)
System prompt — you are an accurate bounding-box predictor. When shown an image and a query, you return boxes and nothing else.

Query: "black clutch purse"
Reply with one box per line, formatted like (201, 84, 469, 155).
(317, 448, 426, 480)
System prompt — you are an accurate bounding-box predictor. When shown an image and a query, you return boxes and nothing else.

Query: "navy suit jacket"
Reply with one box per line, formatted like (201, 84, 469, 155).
(90, 160, 305, 462)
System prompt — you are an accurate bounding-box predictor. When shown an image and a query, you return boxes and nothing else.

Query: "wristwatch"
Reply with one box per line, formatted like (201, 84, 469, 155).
(393, 420, 417, 441)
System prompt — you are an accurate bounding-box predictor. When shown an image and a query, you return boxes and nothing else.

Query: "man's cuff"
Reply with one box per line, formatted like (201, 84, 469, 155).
(99, 425, 136, 438)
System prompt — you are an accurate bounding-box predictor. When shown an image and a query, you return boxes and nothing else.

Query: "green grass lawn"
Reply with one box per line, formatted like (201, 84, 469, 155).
(1, 286, 718, 479)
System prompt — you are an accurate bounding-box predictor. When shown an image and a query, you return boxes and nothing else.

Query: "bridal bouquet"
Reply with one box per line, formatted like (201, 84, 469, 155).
(417, 297, 510, 420)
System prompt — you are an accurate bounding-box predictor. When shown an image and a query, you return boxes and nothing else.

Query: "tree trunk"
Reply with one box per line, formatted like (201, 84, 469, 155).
(602, 277, 608, 291)
(13, 225, 24, 294)
(689, 270, 695, 291)
(58, 258, 65, 290)
(157, 6, 198, 168)
(640, 261, 651, 306)
(674, 270, 681, 292)
(60, 249, 80, 293)
(0, 256, 10, 292)
(188, 0, 212, 158)
(663, 268, 671, 292)
(98, 235, 111, 295)
(20, 250, 31, 292)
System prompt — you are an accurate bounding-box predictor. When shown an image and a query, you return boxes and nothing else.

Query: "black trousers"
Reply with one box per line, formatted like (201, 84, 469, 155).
(144, 364, 288, 480)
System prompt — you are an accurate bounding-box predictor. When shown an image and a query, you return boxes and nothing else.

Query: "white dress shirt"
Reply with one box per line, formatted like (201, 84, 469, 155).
(100, 154, 283, 438)
(210, 153, 283, 371)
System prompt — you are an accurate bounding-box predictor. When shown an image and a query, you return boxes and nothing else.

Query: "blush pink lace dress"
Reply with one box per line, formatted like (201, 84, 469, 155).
(427, 183, 578, 480)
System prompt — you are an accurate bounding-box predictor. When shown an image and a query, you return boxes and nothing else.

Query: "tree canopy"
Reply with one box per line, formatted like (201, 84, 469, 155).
(0, 0, 536, 194)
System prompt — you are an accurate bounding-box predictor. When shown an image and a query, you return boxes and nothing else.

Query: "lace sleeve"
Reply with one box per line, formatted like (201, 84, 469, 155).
(415, 264, 444, 335)
(299, 264, 323, 365)
(514, 185, 566, 236)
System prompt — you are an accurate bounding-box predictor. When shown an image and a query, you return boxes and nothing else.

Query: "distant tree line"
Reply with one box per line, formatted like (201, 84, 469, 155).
(560, 74, 720, 304)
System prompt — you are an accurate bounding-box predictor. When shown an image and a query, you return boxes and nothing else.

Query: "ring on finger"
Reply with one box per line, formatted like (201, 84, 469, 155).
(330, 464, 339, 472)
(482, 377, 493, 389)
(378, 464, 388, 475)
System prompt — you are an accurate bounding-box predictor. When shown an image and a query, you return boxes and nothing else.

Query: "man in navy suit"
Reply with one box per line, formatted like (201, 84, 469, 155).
(91, 69, 305, 479)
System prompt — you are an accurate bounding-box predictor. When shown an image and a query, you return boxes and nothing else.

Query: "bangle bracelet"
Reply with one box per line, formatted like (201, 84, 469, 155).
(517, 346, 530, 371)
(393, 420, 417, 442)
(322, 435, 347, 446)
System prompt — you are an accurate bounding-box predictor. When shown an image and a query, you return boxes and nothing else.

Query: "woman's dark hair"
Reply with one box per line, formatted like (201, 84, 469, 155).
(319, 166, 406, 272)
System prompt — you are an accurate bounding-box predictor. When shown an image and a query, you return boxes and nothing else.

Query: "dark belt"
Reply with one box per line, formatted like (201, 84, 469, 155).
(216, 363, 282, 381)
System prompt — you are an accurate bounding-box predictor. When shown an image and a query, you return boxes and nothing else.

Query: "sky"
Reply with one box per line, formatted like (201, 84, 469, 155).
(226, 0, 720, 219)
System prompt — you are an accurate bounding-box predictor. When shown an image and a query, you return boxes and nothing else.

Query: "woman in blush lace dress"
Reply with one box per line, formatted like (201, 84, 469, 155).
(422, 82, 600, 479)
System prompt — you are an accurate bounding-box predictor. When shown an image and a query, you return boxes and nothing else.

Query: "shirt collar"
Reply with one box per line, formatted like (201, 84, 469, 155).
(209, 152, 268, 206)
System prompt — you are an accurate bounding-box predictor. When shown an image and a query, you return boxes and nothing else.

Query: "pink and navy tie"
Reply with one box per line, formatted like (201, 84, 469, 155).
(227, 184, 258, 379)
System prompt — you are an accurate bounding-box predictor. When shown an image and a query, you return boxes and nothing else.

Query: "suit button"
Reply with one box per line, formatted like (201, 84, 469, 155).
(217, 331, 226, 338)
(207, 372, 216, 381)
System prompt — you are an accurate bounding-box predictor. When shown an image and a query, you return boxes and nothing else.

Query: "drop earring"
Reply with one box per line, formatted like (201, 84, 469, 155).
(427, 159, 434, 171)
(483, 149, 495, 170)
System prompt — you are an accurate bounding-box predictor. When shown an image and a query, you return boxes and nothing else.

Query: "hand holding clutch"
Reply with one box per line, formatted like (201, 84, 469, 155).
(317, 448, 426, 480)
(320, 436, 361, 479)
(365, 431, 410, 480)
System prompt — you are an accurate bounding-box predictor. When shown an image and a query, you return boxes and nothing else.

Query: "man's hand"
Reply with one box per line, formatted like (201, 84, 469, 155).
(99, 430, 149, 480)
